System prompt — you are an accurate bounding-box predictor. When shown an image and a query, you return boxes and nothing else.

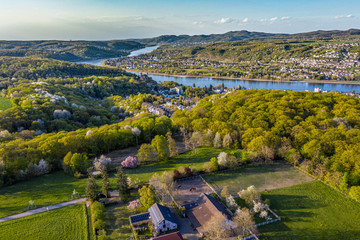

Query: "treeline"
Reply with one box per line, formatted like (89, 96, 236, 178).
(0, 113, 172, 185)
(171, 89, 360, 193)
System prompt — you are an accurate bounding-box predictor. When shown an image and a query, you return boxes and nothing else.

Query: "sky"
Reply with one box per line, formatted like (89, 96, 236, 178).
(1, 0, 360, 40)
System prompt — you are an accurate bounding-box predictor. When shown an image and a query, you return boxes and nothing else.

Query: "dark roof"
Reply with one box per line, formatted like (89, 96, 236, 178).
(151, 232, 183, 240)
(149, 203, 177, 226)
(182, 202, 198, 211)
(130, 212, 150, 224)
(186, 193, 232, 233)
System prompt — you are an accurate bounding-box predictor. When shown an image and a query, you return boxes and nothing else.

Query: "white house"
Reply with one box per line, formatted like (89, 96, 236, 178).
(149, 203, 178, 233)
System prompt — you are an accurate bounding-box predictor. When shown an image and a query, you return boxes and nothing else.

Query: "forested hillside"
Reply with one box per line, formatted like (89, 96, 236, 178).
(0, 57, 154, 134)
(0, 40, 144, 61)
(171, 89, 360, 193)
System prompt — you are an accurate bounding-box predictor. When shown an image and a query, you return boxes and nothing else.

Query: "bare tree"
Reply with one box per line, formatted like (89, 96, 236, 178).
(233, 208, 257, 237)
(202, 216, 233, 240)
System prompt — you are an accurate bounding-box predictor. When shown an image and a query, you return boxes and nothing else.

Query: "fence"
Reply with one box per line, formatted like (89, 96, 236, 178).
(199, 175, 221, 199)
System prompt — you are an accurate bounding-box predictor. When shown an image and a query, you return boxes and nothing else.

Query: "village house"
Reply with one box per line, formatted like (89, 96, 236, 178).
(130, 203, 178, 236)
(149, 203, 178, 233)
(186, 193, 233, 235)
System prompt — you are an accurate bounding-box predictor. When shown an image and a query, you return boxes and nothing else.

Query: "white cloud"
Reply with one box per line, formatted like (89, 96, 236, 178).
(335, 14, 354, 19)
(281, 16, 290, 20)
(242, 17, 249, 23)
(270, 17, 278, 22)
(214, 17, 233, 24)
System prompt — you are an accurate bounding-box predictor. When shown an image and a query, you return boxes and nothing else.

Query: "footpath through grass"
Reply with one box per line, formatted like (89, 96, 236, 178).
(0, 171, 88, 218)
(259, 181, 360, 240)
(126, 146, 240, 182)
(0, 204, 87, 240)
(203, 163, 313, 194)
(0, 97, 12, 111)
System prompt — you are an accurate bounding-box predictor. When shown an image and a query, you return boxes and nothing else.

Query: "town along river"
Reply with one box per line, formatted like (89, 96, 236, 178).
(78, 46, 360, 93)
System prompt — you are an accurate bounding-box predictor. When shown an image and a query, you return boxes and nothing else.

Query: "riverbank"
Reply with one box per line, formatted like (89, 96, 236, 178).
(127, 69, 360, 85)
(128, 70, 360, 86)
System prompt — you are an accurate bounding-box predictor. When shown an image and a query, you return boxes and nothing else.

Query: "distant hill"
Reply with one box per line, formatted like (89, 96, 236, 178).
(0, 40, 144, 61)
(133, 29, 360, 46)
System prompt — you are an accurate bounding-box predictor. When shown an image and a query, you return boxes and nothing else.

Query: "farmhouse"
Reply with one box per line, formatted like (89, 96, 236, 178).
(149, 203, 178, 233)
(130, 203, 178, 235)
(186, 193, 233, 235)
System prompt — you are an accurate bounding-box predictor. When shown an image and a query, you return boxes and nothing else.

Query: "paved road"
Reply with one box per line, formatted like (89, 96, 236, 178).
(0, 198, 86, 223)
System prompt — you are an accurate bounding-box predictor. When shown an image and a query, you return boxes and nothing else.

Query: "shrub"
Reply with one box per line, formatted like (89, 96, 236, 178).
(121, 156, 138, 168)
(173, 169, 181, 179)
(94, 219, 105, 231)
(128, 199, 141, 210)
(203, 162, 214, 173)
(93, 209, 105, 221)
(184, 167, 192, 177)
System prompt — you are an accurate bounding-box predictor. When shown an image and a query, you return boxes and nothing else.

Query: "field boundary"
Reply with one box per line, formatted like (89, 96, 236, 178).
(294, 166, 360, 204)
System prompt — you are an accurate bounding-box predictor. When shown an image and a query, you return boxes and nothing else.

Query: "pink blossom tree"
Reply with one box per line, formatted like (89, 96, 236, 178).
(121, 156, 138, 168)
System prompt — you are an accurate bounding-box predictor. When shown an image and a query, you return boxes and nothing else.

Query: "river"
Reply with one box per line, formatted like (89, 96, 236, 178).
(77, 46, 360, 93)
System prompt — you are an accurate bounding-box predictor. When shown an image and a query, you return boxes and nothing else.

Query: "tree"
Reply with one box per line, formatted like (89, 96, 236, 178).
(217, 152, 228, 168)
(63, 151, 73, 172)
(223, 134, 233, 149)
(202, 216, 233, 240)
(166, 132, 178, 157)
(220, 186, 230, 199)
(213, 132, 222, 148)
(151, 135, 169, 161)
(70, 153, 90, 174)
(121, 156, 138, 168)
(93, 155, 112, 171)
(132, 127, 141, 147)
(117, 167, 130, 202)
(86, 172, 99, 202)
(139, 185, 157, 209)
(349, 186, 360, 201)
(210, 157, 219, 172)
(137, 143, 157, 163)
(189, 131, 203, 153)
(203, 129, 214, 146)
(233, 208, 257, 237)
(101, 168, 109, 198)
(238, 186, 261, 206)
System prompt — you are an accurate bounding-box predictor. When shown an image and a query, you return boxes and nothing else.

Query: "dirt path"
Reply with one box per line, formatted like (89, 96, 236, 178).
(0, 198, 86, 223)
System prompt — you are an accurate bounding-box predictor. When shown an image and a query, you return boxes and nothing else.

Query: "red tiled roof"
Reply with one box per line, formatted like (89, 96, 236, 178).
(151, 232, 183, 240)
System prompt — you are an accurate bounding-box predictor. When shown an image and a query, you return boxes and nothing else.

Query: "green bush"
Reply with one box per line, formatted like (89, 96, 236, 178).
(94, 219, 105, 231)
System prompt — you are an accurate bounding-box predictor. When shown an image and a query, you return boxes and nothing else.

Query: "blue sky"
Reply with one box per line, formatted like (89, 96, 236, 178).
(1, 0, 359, 40)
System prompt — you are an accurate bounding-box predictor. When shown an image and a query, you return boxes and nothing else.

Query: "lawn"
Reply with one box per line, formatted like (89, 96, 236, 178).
(0, 97, 12, 111)
(259, 181, 360, 239)
(104, 190, 147, 240)
(203, 163, 313, 194)
(0, 204, 88, 240)
(0, 171, 89, 218)
(126, 146, 240, 183)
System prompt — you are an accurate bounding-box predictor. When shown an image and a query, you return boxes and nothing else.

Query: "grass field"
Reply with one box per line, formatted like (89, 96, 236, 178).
(0, 204, 87, 240)
(259, 181, 360, 240)
(203, 163, 313, 194)
(0, 97, 12, 111)
(126, 146, 240, 182)
(0, 171, 88, 218)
